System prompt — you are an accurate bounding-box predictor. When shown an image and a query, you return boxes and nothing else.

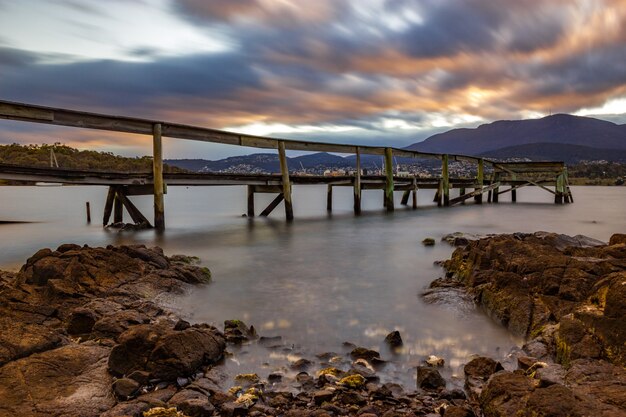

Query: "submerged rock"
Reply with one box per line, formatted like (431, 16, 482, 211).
(384, 330, 403, 349)
(422, 238, 436, 246)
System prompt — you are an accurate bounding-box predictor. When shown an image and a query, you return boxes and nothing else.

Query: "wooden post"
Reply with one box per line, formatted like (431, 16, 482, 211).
(412, 177, 418, 209)
(153, 123, 165, 230)
(327, 184, 333, 212)
(459, 187, 466, 204)
(475, 158, 484, 204)
(354, 147, 361, 215)
(384, 147, 394, 211)
(555, 172, 564, 204)
(113, 189, 123, 223)
(442, 154, 450, 206)
(103, 187, 115, 226)
(493, 172, 500, 203)
(85, 202, 91, 223)
(400, 190, 411, 205)
(247, 185, 255, 217)
(434, 180, 442, 206)
(278, 141, 293, 221)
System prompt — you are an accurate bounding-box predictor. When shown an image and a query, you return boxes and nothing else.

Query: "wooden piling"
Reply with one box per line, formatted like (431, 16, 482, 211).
(442, 154, 450, 206)
(247, 185, 255, 217)
(103, 187, 115, 226)
(412, 177, 418, 209)
(278, 141, 293, 220)
(492, 172, 500, 203)
(459, 187, 466, 204)
(327, 184, 333, 212)
(555, 171, 564, 204)
(474, 158, 484, 204)
(353, 147, 361, 215)
(400, 190, 410, 205)
(86, 201, 91, 223)
(113, 190, 123, 223)
(152, 123, 165, 230)
(384, 147, 394, 211)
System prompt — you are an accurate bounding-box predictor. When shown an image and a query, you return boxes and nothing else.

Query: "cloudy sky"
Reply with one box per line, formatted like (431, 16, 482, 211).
(1, 0, 625, 158)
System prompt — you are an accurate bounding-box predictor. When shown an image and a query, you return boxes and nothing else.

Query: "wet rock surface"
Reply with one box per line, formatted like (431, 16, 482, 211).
(0, 245, 223, 417)
(439, 232, 626, 416)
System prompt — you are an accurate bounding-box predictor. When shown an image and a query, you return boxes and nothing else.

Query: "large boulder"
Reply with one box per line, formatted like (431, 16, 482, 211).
(0, 343, 115, 417)
(108, 323, 225, 381)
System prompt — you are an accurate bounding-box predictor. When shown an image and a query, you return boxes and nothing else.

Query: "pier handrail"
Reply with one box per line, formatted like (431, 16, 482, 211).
(0, 99, 498, 164)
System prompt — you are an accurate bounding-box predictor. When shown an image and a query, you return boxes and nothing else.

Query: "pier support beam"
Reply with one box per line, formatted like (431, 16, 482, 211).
(327, 184, 333, 212)
(353, 147, 361, 215)
(492, 172, 500, 203)
(475, 159, 484, 204)
(555, 171, 565, 204)
(114, 189, 123, 223)
(412, 177, 418, 209)
(103, 187, 115, 226)
(247, 185, 255, 217)
(152, 123, 165, 230)
(442, 154, 450, 206)
(384, 147, 394, 211)
(278, 141, 294, 221)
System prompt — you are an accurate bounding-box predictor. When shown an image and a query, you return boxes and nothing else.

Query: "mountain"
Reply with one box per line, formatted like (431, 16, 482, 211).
(166, 152, 352, 173)
(407, 114, 626, 155)
(480, 143, 626, 163)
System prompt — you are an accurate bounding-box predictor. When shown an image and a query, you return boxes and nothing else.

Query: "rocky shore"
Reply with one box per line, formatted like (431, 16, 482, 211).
(0, 232, 624, 417)
(427, 232, 626, 416)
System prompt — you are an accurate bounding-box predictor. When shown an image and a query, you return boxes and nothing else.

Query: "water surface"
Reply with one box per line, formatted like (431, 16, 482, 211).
(0, 185, 623, 387)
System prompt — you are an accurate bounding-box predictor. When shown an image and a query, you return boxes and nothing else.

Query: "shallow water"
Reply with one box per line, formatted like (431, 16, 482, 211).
(0, 185, 624, 388)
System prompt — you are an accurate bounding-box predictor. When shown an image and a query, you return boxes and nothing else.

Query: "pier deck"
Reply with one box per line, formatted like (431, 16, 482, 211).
(0, 100, 573, 229)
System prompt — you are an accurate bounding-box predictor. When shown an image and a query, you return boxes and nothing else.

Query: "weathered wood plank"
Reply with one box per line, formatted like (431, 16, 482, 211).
(449, 182, 500, 206)
(442, 154, 450, 206)
(153, 123, 165, 230)
(278, 142, 293, 220)
(103, 187, 116, 226)
(354, 147, 361, 215)
(259, 193, 284, 217)
(247, 185, 255, 217)
(384, 147, 394, 211)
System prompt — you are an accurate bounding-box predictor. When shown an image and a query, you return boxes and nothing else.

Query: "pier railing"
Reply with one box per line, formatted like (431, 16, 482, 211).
(0, 100, 573, 230)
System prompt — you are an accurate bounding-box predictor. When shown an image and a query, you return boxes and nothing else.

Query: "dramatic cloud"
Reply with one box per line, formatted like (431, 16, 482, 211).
(0, 0, 625, 157)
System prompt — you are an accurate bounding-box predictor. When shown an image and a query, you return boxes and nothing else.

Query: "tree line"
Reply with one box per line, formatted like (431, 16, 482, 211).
(0, 143, 185, 173)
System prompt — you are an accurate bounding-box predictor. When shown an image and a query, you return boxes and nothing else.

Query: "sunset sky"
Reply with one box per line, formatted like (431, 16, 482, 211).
(1, 0, 625, 158)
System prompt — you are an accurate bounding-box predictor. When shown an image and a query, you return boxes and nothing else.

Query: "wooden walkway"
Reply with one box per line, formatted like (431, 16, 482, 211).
(0, 100, 573, 229)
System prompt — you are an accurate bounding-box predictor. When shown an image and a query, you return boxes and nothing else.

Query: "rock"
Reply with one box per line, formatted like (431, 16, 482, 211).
(422, 238, 436, 246)
(0, 343, 115, 417)
(168, 389, 214, 417)
(384, 331, 403, 349)
(479, 371, 534, 417)
(234, 373, 260, 387)
(444, 406, 474, 417)
(416, 366, 446, 390)
(313, 389, 334, 405)
(350, 347, 380, 361)
(525, 384, 587, 417)
(224, 319, 257, 343)
(174, 319, 191, 331)
(534, 363, 566, 387)
(609, 234, 626, 245)
(291, 358, 313, 370)
(464, 357, 503, 380)
(66, 307, 99, 335)
(108, 324, 225, 380)
(113, 377, 140, 399)
(143, 408, 188, 417)
(338, 374, 367, 389)
(441, 232, 483, 247)
(426, 355, 445, 367)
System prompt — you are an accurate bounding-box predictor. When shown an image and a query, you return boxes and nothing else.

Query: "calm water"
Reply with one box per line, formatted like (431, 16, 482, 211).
(0, 185, 624, 387)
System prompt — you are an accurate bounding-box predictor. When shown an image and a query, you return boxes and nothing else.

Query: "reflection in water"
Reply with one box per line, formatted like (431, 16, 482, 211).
(0, 185, 624, 387)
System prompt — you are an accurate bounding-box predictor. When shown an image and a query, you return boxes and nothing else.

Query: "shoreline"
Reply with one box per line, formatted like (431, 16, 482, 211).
(0, 233, 623, 416)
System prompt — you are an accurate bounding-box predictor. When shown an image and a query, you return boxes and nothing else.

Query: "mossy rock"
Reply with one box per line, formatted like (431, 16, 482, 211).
(338, 374, 366, 389)
(318, 367, 344, 378)
(143, 407, 189, 417)
(422, 238, 436, 246)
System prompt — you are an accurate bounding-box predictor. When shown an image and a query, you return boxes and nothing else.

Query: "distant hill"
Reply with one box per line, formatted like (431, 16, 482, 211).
(480, 143, 626, 163)
(408, 114, 626, 156)
(166, 152, 353, 173)
(0, 143, 183, 172)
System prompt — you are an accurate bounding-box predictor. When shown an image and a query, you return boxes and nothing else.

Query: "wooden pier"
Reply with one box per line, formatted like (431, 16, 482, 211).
(0, 100, 573, 230)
